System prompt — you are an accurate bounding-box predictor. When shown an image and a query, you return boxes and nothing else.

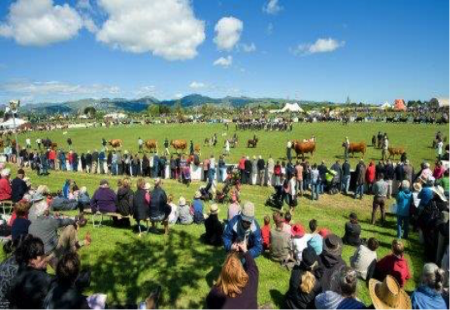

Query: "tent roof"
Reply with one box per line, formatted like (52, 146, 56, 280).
(0, 118, 27, 129)
(438, 98, 449, 107)
(280, 102, 304, 112)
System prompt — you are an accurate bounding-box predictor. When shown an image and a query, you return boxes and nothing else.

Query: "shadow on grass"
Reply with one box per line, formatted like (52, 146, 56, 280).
(84, 229, 226, 308)
(269, 289, 286, 309)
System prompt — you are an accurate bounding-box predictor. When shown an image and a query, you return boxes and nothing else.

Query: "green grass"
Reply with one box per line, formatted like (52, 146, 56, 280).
(3, 122, 447, 308)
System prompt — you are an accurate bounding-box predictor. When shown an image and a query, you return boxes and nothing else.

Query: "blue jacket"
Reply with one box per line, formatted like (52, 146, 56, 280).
(396, 189, 412, 217)
(411, 286, 447, 309)
(418, 187, 434, 208)
(223, 215, 262, 258)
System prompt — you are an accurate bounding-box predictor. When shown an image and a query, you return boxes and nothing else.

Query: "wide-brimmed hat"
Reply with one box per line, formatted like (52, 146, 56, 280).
(413, 182, 422, 192)
(323, 234, 342, 256)
(369, 275, 411, 309)
(241, 201, 255, 223)
(291, 224, 305, 237)
(194, 191, 202, 199)
(432, 185, 447, 202)
(209, 204, 219, 214)
(144, 183, 151, 190)
(179, 197, 186, 206)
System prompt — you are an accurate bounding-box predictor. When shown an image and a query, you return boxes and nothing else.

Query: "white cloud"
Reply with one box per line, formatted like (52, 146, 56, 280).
(291, 38, 345, 56)
(189, 81, 207, 89)
(213, 16, 243, 51)
(96, 0, 205, 61)
(0, 0, 84, 46)
(134, 85, 157, 97)
(240, 43, 256, 53)
(263, 0, 282, 15)
(0, 80, 121, 103)
(213, 56, 233, 68)
(173, 93, 184, 99)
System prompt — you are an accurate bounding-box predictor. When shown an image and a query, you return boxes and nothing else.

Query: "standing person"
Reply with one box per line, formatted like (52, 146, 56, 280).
(203, 157, 210, 182)
(138, 137, 143, 152)
(286, 140, 292, 162)
(318, 161, 328, 194)
(80, 153, 86, 172)
(11, 169, 28, 203)
(384, 159, 395, 199)
(72, 151, 79, 172)
(206, 247, 259, 309)
(209, 155, 216, 183)
(98, 150, 106, 174)
(218, 155, 226, 183)
(403, 160, 415, 185)
(382, 136, 389, 161)
(310, 164, 320, 201)
(274, 161, 282, 186)
(295, 161, 304, 197)
(396, 180, 412, 239)
(372, 173, 388, 225)
(267, 155, 275, 186)
(244, 156, 252, 185)
(341, 159, 351, 195)
(102, 137, 107, 148)
(343, 137, 350, 160)
(224, 139, 230, 156)
(36, 138, 42, 150)
(164, 138, 170, 156)
(436, 139, 444, 161)
(25, 137, 31, 149)
(190, 140, 194, 155)
(354, 159, 366, 200)
(85, 151, 92, 173)
(366, 161, 376, 194)
(91, 150, 99, 174)
(58, 149, 67, 171)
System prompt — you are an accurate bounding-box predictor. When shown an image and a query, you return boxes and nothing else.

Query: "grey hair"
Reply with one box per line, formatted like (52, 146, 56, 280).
(422, 263, 445, 292)
(401, 180, 410, 190)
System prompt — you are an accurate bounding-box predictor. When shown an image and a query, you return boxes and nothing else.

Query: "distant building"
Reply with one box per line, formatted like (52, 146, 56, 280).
(104, 112, 127, 120)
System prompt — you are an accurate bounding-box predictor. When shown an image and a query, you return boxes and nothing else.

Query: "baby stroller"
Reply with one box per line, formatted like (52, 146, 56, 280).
(325, 170, 340, 195)
(265, 185, 284, 209)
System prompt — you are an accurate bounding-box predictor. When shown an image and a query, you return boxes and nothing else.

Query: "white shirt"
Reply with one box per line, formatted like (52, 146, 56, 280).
(291, 235, 312, 262)
(437, 141, 443, 155)
(210, 158, 216, 169)
(26, 138, 31, 145)
(287, 141, 292, 148)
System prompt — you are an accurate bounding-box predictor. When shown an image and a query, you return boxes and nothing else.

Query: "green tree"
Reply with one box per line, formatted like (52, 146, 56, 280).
(147, 104, 160, 117)
(83, 106, 96, 118)
(429, 98, 439, 108)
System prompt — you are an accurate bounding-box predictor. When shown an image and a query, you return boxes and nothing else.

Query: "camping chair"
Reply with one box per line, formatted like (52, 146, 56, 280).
(0, 200, 13, 216)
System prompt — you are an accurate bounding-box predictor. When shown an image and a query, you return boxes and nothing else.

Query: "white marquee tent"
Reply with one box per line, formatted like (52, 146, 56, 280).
(270, 102, 304, 113)
(379, 102, 392, 110)
(0, 118, 28, 129)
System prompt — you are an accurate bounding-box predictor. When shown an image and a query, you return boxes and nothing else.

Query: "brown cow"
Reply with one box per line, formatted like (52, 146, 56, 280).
(144, 139, 158, 153)
(108, 139, 123, 148)
(343, 142, 366, 158)
(194, 144, 201, 156)
(292, 141, 316, 160)
(171, 139, 187, 153)
(388, 147, 405, 160)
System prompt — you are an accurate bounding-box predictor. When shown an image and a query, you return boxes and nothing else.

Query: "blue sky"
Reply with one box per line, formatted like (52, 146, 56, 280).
(0, 0, 448, 104)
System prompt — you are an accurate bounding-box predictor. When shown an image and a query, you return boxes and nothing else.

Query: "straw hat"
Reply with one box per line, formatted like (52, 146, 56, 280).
(179, 197, 186, 206)
(431, 185, 447, 202)
(369, 275, 411, 309)
(144, 183, 151, 190)
(209, 204, 219, 214)
(413, 183, 422, 192)
(194, 191, 202, 199)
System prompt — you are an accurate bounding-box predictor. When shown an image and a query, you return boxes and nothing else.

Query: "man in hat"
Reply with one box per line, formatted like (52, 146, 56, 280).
(223, 201, 262, 258)
(369, 275, 411, 309)
(343, 137, 350, 160)
(318, 234, 347, 291)
(203, 204, 223, 246)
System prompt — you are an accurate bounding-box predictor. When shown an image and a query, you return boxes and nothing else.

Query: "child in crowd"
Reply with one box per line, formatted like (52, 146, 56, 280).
(342, 212, 362, 246)
(290, 224, 310, 263)
(283, 212, 292, 235)
(261, 215, 271, 251)
(307, 219, 323, 255)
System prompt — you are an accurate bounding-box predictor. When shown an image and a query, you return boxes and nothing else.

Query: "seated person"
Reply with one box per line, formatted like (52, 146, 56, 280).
(44, 252, 90, 309)
(261, 215, 271, 251)
(167, 195, 178, 225)
(291, 224, 311, 263)
(28, 205, 91, 269)
(307, 219, 323, 255)
(191, 191, 204, 224)
(342, 212, 362, 246)
(177, 197, 193, 225)
(203, 204, 223, 246)
(350, 237, 379, 280)
(8, 235, 53, 309)
(227, 196, 241, 220)
(11, 169, 28, 203)
(0, 168, 12, 201)
(283, 212, 293, 235)
(51, 190, 79, 211)
(375, 239, 411, 288)
(223, 202, 262, 259)
(90, 179, 117, 213)
(315, 267, 365, 309)
(77, 187, 90, 213)
(411, 263, 447, 309)
(269, 212, 291, 263)
(149, 179, 170, 234)
(11, 201, 31, 241)
(319, 234, 347, 292)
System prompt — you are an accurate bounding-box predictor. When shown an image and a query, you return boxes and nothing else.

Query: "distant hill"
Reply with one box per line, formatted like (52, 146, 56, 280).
(21, 94, 313, 115)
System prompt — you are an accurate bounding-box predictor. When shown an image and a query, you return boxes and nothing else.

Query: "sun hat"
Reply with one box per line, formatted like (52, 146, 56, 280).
(431, 185, 447, 202)
(36, 185, 49, 195)
(1, 168, 11, 177)
(413, 183, 422, 192)
(369, 275, 411, 309)
(323, 234, 343, 256)
(179, 197, 186, 206)
(291, 224, 305, 237)
(301, 247, 319, 269)
(144, 182, 151, 190)
(209, 204, 219, 214)
(241, 201, 255, 223)
(30, 193, 45, 203)
(194, 191, 202, 199)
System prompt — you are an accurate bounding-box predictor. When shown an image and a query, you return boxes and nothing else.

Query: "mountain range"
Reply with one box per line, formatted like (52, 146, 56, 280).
(20, 94, 306, 115)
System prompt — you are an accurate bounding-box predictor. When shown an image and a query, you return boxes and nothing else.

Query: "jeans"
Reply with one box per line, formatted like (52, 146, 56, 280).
(311, 182, 319, 200)
(111, 163, 118, 175)
(208, 168, 216, 183)
(341, 175, 350, 194)
(354, 184, 364, 199)
(297, 180, 304, 196)
(397, 215, 409, 239)
(59, 160, 66, 171)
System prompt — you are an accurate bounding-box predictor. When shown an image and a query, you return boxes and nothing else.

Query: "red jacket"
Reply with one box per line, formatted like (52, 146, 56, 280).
(366, 164, 376, 183)
(48, 150, 56, 160)
(238, 158, 246, 170)
(0, 178, 12, 201)
(376, 254, 411, 287)
(261, 224, 271, 250)
(274, 165, 282, 176)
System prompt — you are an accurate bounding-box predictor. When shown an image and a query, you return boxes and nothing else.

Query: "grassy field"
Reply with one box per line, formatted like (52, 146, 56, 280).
(14, 122, 448, 169)
(2, 122, 448, 308)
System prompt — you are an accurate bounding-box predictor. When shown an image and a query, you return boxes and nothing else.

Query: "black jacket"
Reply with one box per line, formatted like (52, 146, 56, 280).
(342, 162, 351, 176)
(204, 214, 223, 246)
(285, 265, 323, 309)
(116, 187, 134, 216)
(44, 282, 90, 309)
(244, 160, 252, 173)
(85, 153, 92, 165)
(342, 222, 361, 246)
(318, 251, 347, 291)
(257, 159, 265, 171)
(149, 187, 168, 219)
(133, 188, 149, 221)
(11, 177, 28, 203)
